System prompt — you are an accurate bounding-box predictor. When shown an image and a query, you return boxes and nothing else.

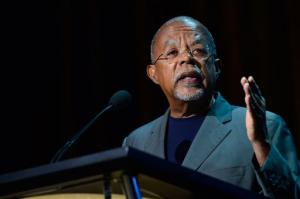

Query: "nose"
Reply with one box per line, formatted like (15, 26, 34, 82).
(179, 50, 194, 65)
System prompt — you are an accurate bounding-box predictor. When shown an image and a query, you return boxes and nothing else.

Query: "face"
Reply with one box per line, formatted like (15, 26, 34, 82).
(147, 21, 219, 105)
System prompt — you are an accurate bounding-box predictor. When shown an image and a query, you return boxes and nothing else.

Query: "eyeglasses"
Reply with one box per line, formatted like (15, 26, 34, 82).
(152, 48, 212, 65)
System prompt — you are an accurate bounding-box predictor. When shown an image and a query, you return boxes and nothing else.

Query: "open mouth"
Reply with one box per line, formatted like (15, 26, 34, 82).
(176, 71, 204, 84)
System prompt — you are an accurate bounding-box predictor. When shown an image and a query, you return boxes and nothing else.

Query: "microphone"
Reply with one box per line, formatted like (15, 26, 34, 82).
(50, 90, 132, 163)
(108, 89, 132, 111)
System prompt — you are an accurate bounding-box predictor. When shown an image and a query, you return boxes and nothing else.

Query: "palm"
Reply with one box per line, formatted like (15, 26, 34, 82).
(241, 76, 267, 143)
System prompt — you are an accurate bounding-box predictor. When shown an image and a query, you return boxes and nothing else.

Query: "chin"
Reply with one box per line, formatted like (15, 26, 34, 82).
(174, 87, 206, 102)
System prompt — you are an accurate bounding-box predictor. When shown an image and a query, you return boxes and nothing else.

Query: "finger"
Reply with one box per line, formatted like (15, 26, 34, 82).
(241, 77, 254, 114)
(248, 76, 262, 95)
(247, 77, 266, 119)
(248, 76, 264, 102)
(251, 94, 266, 113)
(249, 87, 265, 115)
(241, 76, 265, 118)
(250, 98, 265, 119)
(241, 77, 251, 96)
(241, 79, 252, 111)
(240, 76, 248, 86)
(249, 87, 265, 111)
(248, 76, 266, 108)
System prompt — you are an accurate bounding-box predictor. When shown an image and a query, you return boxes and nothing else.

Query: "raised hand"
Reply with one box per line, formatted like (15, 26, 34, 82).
(241, 76, 269, 166)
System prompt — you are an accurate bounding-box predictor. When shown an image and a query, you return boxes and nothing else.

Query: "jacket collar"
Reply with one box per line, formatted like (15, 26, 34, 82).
(144, 92, 233, 169)
(207, 92, 232, 124)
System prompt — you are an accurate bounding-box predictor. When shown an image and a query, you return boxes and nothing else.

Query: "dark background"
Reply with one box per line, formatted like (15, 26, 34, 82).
(1, 0, 300, 174)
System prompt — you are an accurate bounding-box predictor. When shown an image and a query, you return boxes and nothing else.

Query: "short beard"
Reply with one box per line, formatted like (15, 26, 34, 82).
(174, 88, 205, 102)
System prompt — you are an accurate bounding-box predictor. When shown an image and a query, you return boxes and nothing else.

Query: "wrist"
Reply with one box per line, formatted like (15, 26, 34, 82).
(251, 140, 270, 167)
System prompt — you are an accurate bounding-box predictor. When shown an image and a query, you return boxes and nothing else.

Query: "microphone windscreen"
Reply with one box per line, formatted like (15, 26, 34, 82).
(108, 90, 132, 110)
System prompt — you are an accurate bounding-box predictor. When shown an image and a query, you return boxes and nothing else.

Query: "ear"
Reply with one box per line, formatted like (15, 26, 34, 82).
(146, 64, 159, 84)
(214, 58, 221, 79)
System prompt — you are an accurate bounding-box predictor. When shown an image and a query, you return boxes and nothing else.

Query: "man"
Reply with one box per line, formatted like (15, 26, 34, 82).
(123, 16, 299, 198)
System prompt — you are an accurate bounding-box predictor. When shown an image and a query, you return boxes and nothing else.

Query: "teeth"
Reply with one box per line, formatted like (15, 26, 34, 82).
(177, 73, 202, 82)
(184, 76, 196, 79)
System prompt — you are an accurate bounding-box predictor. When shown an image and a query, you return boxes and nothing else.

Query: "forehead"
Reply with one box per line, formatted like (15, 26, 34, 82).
(155, 22, 210, 49)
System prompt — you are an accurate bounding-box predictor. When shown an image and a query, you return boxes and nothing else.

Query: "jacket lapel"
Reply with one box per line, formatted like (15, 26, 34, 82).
(181, 115, 231, 170)
(143, 110, 169, 159)
(182, 93, 233, 170)
(143, 93, 233, 168)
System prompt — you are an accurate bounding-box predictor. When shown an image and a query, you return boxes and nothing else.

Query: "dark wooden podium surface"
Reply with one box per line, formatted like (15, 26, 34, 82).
(0, 147, 267, 199)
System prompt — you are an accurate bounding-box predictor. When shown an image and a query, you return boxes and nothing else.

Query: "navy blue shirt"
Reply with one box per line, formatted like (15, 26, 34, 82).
(166, 115, 205, 164)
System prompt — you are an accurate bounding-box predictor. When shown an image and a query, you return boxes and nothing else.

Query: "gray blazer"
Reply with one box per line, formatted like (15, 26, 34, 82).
(123, 93, 300, 198)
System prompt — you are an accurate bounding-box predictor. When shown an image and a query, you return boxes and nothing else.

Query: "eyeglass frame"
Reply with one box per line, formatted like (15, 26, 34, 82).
(151, 47, 214, 65)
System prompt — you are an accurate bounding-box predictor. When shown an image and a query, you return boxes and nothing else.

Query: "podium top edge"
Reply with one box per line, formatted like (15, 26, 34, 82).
(0, 147, 131, 183)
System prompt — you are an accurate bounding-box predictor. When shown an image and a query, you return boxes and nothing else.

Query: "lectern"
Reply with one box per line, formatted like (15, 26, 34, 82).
(0, 147, 267, 199)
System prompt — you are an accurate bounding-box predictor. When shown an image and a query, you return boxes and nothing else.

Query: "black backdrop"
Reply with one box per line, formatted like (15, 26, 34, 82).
(1, 0, 300, 174)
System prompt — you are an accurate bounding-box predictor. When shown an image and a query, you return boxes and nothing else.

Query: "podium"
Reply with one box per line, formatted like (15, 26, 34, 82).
(0, 147, 267, 199)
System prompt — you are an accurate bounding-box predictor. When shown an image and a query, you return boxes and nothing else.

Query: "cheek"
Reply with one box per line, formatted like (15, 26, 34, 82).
(158, 68, 177, 93)
(158, 66, 175, 83)
(202, 65, 215, 86)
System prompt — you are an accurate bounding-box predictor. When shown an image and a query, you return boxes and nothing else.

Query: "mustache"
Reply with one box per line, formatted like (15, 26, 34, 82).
(175, 69, 205, 83)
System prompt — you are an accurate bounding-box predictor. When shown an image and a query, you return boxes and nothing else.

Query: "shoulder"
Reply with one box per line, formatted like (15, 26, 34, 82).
(265, 110, 290, 140)
(211, 93, 287, 130)
(230, 104, 284, 122)
(130, 116, 163, 138)
(123, 115, 164, 147)
(230, 105, 289, 138)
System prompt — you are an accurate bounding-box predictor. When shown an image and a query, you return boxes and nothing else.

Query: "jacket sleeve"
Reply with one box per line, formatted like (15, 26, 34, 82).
(253, 114, 300, 199)
(122, 136, 128, 147)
